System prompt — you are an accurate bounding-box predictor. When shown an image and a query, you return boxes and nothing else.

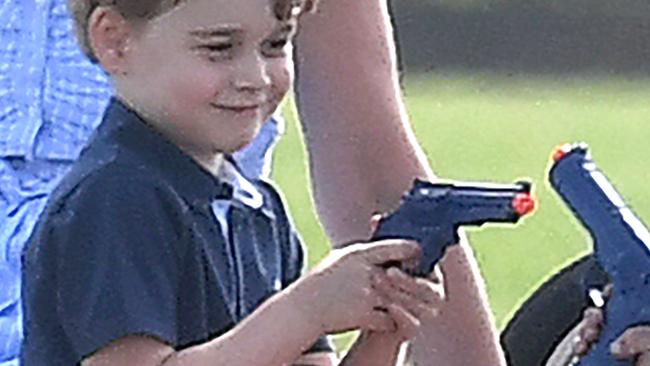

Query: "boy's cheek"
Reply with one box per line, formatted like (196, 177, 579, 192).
(169, 72, 227, 110)
(268, 65, 292, 108)
(185, 63, 226, 94)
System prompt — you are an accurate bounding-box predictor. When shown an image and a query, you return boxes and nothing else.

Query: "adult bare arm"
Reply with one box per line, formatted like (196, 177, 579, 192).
(294, 1, 506, 365)
(294, 0, 431, 247)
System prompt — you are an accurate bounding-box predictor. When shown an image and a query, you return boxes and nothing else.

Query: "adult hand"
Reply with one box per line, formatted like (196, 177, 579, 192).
(544, 306, 604, 366)
(611, 326, 650, 366)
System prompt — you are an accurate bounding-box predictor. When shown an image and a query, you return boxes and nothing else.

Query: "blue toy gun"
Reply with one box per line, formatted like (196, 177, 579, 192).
(549, 143, 650, 366)
(372, 178, 535, 276)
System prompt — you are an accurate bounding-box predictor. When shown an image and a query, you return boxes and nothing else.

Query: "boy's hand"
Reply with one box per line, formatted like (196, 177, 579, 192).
(611, 326, 650, 365)
(298, 239, 423, 334)
(371, 267, 445, 341)
(365, 213, 445, 340)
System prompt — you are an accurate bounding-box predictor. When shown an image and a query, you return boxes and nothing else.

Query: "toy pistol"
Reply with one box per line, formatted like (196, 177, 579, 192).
(550, 143, 650, 366)
(371, 178, 535, 276)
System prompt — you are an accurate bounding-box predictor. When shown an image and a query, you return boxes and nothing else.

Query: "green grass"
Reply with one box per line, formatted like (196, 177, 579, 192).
(271, 71, 650, 351)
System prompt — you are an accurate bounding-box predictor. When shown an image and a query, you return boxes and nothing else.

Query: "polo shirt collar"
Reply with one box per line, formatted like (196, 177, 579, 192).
(218, 157, 264, 210)
(99, 97, 234, 204)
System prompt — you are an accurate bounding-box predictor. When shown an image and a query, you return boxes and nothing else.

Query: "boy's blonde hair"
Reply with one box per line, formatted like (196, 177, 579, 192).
(68, 0, 316, 63)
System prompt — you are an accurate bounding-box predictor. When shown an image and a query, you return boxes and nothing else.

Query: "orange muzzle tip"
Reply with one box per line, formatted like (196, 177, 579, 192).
(552, 143, 573, 162)
(513, 193, 536, 216)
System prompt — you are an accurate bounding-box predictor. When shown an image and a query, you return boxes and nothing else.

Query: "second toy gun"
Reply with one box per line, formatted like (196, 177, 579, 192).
(371, 178, 536, 277)
(550, 143, 650, 366)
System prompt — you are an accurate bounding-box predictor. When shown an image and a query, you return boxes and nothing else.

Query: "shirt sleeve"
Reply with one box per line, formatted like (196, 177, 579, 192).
(50, 173, 184, 361)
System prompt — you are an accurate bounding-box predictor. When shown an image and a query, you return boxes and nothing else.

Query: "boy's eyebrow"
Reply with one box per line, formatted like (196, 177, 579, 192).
(189, 22, 296, 41)
(189, 25, 242, 38)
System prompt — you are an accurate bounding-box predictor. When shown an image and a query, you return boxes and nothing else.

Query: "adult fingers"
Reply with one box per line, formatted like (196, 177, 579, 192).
(358, 239, 421, 266)
(611, 326, 650, 360)
(573, 336, 589, 356)
(569, 308, 604, 356)
(578, 307, 604, 341)
(581, 307, 604, 328)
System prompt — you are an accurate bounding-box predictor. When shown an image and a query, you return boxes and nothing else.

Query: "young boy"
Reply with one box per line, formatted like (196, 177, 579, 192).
(20, 0, 442, 365)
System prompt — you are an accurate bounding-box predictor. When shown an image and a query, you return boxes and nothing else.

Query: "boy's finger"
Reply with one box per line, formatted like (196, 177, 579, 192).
(362, 309, 397, 333)
(369, 213, 383, 234)
(611, 326, 650, 359)
(373, 273, 439, 319)
(387, 303, 420, 340)
(362, 284, 384, 310)
(428, 264, 445, 286)
(361, 240, 421, 265)
(637, 352, 650, 366)
(386, 267, 445, 304)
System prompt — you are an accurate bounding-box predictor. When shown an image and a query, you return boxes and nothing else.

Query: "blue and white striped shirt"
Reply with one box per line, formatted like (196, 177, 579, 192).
(0, 0, 113, 161)
(0, 0, 283, 363)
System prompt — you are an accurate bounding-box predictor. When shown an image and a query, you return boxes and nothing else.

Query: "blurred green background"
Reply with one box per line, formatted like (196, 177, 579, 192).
(271, 71, 650, 351)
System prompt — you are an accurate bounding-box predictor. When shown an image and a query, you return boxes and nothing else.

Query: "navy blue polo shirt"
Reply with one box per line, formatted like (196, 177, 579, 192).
(20, 98, 332, 365)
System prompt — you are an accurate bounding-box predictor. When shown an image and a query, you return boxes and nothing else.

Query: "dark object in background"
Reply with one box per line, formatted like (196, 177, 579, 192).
(391, 1, 650, 75)
(501, 254, 609, 366)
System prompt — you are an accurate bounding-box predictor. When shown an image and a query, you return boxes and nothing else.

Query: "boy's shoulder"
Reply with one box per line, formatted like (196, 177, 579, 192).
(43, 99, 192, 224)
(50, 97, 225, 211)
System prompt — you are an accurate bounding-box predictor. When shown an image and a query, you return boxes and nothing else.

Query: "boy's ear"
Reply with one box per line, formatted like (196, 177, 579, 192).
(87, 7, 133, 75)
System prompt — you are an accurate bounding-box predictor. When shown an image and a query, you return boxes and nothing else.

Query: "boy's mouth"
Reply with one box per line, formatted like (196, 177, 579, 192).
(211, 103, 261, 113)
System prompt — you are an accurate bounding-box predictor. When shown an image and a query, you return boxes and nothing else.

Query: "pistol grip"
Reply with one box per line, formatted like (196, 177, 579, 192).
(372, 214, 449, 277)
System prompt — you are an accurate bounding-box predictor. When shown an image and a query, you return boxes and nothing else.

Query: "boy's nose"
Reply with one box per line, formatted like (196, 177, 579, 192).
(232, 53, 271, 91)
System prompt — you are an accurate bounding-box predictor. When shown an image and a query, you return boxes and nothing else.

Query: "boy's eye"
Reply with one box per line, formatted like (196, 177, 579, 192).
(199, 43, 233, 53)
(264, 38, 290, 57)
(269, 39, 289, 49)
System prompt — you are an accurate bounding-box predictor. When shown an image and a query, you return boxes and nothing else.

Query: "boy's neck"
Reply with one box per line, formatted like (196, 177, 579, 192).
(192, 153, 225, 178)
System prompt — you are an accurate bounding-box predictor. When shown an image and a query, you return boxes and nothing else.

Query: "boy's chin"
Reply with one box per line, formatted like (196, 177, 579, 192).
(212, 138, 256, 155)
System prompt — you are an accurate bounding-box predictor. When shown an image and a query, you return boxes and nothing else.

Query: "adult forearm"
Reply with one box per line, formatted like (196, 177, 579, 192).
(408, 240, 506, 366)
(339, 332, 404, 366)
(294, 1, 505, 364)
(294, 0, 432, 247)
(165, 283, 322, 366)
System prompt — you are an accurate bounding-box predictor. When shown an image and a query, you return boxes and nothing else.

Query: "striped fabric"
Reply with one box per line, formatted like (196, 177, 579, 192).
(0, 0, 112, 161)
(0, 0, 284, 362)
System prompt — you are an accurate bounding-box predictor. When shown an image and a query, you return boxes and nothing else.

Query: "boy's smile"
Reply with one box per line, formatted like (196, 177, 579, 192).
(94, 0, 296, 165)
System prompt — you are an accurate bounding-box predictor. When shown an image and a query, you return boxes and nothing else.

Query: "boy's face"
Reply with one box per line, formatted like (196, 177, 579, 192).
(118, 0, 295, 154)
